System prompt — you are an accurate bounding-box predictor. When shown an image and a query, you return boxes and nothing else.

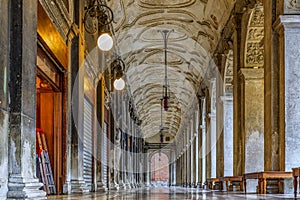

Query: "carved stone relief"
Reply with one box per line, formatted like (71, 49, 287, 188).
(285, 0, 300, 13)
(245, 43, 264, 65)
(224, 50, 233, 94)
(244, 5, 264, 68)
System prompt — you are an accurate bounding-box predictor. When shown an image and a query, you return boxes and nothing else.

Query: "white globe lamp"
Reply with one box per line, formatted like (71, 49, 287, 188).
(113, 78, 125, 91)
(97, 33, 113, 51)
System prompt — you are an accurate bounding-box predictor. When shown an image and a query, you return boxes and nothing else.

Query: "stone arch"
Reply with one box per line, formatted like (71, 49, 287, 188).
(148, 149, 172, 163)
(150, 152, 169, 184)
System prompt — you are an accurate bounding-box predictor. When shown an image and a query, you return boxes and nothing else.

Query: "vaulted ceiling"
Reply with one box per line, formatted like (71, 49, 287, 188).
(107, 0, 235, 142)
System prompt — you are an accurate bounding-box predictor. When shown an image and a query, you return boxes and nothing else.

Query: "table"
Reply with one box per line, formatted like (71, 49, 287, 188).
(293, 167, 300, 198)
(219, 176, 243, 191)
(243, 171, 292, 194)
(206, 178, 220, 190)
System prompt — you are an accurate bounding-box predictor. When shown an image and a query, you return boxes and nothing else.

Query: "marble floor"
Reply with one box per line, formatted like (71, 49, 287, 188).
(48, 187, 299, 199)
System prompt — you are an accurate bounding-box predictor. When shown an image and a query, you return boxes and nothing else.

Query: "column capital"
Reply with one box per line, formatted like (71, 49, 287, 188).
(220, 95, 233, 102)
(238, 68, 264, 80)
(274, 15, 300, 32)
(207, 112, 216, 119)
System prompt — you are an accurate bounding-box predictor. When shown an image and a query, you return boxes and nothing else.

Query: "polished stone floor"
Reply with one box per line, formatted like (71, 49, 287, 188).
(47, 187, 299, 199)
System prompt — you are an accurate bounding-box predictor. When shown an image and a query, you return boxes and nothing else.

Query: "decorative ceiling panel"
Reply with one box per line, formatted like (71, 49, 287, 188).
(108, 0, 235, 142)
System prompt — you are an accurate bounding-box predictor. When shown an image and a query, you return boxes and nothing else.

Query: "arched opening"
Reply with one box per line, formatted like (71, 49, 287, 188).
(151, 152, 169, 186)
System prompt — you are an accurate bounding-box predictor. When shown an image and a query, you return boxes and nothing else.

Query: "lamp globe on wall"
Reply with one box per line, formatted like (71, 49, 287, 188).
(111, 58, 125, 91)
(97, 32, 113, 51)
(84, 0, 114, 51)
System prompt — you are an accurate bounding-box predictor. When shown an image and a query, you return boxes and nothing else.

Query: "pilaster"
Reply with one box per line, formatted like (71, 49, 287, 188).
(0, 0, 9, 198)
(275, 15, 300, 171)
(264, 0, 281, 171)
(6, 0, 46, 199)
(220, 95, 234, 176)
(239, 68, 264, 192)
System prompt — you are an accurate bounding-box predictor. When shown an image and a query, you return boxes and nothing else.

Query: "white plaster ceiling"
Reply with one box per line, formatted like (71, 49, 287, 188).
(108, 0, 235, 142)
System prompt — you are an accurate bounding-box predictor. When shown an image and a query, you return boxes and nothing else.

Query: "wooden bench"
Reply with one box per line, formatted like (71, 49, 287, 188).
(206, 178, 220, 190)
(243, 171, 292, 194)
(219, 176, 243, 191)
(293, 167, 300, 198)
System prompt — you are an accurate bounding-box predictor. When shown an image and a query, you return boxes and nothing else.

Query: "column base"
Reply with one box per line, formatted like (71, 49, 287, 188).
(124, 182, 131, 190)
(139, 182, 146, 187)
(131, 182, 136, 188)
(63, 181, 71, 194)
(70, 180, 89, 194)
(118, 181, 125, 190)
(96, 181, 107, 192)
(7, 175, 46, 200)
(109, 182, 119, 190)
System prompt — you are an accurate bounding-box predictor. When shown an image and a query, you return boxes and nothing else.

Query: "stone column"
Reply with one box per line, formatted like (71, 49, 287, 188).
(68, 0, 89, 194)
(186, 127, 191, 187)
(240, 68, 264, 192)
(172, 156, 176, 186)
(215, 55, 225, 179)
(118, 131, 125, 189)
(169, 162, 172, 186)
(263, 0, 281, 172)
(124, 108, 131, 189)
(205, 80, 217, 180)
(233, 13, 244, 177)
(221, 95, 234, 176)
(194, 112, 199, 187)
(197, 97, 204, 187)
(131, 131, 136, 188)
(191, 135, 197, 187)
(0, 0, 9, 198)
(201, 98, 207, 186)
(95, 78, 107, 192)
(180, 155, 184, 186)
(175, 156, 179, 186)
(6, 0, 46, 198)
(275, 15, 300, 170)
(145, 152, 150, 187)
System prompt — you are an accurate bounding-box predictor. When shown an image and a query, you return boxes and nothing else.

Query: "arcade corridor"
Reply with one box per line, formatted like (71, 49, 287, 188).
(1, 0, 300, 199)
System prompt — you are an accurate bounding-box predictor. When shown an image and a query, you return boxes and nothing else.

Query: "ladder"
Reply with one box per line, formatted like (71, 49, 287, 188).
(36, 129, 57, 195)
